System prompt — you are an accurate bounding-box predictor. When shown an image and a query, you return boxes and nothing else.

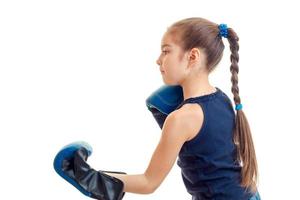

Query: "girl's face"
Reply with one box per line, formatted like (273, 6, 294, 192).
(156, 32, 189, 85)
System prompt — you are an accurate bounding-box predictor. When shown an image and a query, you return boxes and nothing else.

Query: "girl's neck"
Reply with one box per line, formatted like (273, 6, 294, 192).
(180, 75, 216, 101)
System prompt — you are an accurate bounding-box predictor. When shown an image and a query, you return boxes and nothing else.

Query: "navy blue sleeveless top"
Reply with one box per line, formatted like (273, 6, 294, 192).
(175, 87, 254, 200)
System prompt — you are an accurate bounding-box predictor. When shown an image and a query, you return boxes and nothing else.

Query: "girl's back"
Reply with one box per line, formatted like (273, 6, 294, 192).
(175, 87, 254, 200)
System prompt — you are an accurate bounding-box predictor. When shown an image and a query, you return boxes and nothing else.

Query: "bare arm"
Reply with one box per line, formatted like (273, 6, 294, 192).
(104, 109, 194, 194)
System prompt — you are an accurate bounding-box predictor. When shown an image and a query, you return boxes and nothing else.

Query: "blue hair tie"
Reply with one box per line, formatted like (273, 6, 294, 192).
(235, 103, 243, 111)
(218, 23, 228, 38)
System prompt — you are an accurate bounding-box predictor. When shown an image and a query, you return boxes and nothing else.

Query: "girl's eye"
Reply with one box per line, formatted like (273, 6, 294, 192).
(162, 50, 169, 55)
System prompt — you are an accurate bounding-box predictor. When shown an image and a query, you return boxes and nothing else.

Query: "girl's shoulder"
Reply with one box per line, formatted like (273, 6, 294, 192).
(171, 103, 204, 142)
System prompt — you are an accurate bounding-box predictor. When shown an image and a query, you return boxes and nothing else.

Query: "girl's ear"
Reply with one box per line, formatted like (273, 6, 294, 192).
(189, 48, 200, 61)
(187, 48, 201, 67)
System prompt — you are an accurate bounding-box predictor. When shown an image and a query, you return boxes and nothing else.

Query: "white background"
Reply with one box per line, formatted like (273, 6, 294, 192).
(1, 0, 300, 199)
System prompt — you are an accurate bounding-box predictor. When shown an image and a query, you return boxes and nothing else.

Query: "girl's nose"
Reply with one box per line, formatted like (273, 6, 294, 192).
(156, 58, 161, 66)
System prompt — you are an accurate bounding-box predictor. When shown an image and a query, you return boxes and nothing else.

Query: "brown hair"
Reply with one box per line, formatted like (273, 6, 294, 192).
(167, 17, 258, 193)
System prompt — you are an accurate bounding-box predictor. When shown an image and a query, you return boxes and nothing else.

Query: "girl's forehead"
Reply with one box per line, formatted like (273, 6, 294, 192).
(161, 36, 175, 48)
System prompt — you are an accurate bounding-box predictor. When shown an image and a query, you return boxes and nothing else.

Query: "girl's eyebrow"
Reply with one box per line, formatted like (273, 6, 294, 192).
(161, 44, 171, 49)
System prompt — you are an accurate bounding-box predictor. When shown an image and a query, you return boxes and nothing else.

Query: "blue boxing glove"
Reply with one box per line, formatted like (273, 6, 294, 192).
(53, 141, 126, 200)
(145, 85, 184, 129)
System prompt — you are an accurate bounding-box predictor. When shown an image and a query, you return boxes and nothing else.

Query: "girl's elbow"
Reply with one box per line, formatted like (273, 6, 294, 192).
(147, 181, 162, 194)
(143, 173, 163, 194)
(146, 185, 157, 194)
(138, 176, 158, 194)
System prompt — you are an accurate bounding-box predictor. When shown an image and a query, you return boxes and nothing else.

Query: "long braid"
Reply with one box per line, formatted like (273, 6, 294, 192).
(227, 28, 258, 193)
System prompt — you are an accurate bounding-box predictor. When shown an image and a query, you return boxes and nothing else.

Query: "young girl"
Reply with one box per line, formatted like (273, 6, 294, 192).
(54, 17, 261, 200)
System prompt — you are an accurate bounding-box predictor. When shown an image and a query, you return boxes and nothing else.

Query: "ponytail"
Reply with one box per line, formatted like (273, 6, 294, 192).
(227, 28, 258, 193)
